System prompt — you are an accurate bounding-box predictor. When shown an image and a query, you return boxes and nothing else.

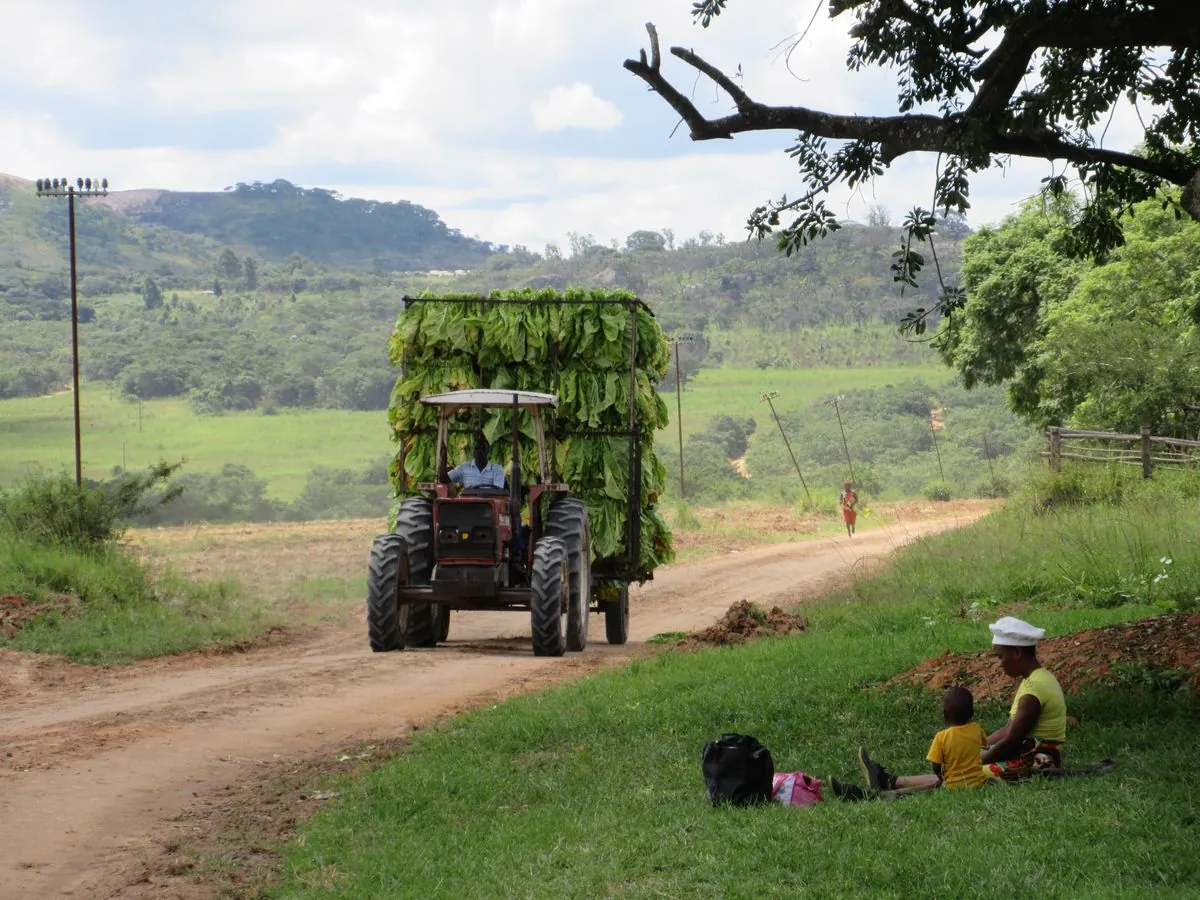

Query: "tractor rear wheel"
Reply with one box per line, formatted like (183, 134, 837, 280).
(603, 584, 630, 645)
(394, 498, 440, 647)
(530, 536, 568, 657)
(545, 498, 590, 652)
(367, 533, 408, 652)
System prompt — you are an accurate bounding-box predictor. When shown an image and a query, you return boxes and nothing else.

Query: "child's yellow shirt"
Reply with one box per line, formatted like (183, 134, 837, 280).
(926, 722, 987, 789)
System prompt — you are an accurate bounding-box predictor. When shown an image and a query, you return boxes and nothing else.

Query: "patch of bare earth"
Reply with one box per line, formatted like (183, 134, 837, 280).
(887, 612, 1200, 701)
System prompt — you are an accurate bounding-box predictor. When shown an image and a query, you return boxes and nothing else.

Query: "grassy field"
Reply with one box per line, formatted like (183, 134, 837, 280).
(0, 389, 389, 502)
(269, 486, 1199, 898)
(675, 363, 948, 430)
(0, 364, 950, 502)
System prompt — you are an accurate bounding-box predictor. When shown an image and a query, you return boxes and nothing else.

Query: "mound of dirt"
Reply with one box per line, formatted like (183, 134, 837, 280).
(887, 612, 1200, 701)
(680, 599, 806, 649)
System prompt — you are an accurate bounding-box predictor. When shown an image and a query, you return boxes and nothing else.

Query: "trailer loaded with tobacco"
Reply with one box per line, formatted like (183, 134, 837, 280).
(366, 288, 674, 657)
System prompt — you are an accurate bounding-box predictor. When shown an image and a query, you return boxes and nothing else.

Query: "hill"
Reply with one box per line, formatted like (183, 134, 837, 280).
(93, 179, 495, 271)
(0, 175, 494, 289)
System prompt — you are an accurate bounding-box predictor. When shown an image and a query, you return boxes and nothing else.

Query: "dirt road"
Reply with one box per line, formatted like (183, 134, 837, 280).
(0, 510, 982, 898)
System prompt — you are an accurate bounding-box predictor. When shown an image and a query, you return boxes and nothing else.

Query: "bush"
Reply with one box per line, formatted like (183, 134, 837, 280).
(673, 501, 701, 531)
(923, 480, 953, 502)
(0, 463, 182, 550)
(131, 464, 280, 525)
(973, 477, 1012, 499)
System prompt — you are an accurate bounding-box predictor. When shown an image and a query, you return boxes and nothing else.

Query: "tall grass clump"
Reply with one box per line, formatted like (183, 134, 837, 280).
(0, 465, 270, 662)
(837, 463, 1200, 617)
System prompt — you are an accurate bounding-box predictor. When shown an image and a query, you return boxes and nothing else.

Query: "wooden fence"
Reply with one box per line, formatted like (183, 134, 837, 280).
(1045, 426, 1200, 477)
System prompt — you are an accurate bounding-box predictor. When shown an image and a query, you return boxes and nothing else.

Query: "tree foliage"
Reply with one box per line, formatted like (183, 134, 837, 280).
(625, 1, 1200, 332)
(940, 194, 1200, 433)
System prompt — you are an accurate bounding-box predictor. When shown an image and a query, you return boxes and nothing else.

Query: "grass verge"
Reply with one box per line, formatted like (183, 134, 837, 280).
(270, 489, 1199, 898)
(0, 532, 271, 663)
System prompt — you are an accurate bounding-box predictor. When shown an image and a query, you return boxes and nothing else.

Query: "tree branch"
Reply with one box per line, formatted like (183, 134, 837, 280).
(624, 23, 1199, 187)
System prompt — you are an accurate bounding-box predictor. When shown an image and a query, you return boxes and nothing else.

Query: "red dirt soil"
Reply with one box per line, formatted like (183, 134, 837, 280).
(680, 599, 807, 649)
(887, 612, 1200, 701)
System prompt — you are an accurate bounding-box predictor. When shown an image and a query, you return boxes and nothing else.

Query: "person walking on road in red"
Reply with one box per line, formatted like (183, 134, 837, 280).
(839, 481, 858, 537)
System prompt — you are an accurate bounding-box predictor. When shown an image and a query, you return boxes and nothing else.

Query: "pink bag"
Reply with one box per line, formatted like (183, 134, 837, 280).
(771, 772, 824, 807)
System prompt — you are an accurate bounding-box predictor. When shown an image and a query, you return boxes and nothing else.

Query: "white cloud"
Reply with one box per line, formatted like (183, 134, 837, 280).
(0, 0, 1160, 256)
(530, 83, 623, 132)
(0, 0, 125, 92)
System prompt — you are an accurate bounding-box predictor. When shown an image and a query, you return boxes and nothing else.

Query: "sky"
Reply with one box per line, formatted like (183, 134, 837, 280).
(0, 0, 1151, 252)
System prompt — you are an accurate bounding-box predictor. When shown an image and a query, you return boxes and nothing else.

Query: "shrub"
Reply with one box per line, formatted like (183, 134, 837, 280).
(923, 480, 953, 502)
(673, 501, 701, 531)
(0, 463, 182, 550)
(973, 477, 1012, 499)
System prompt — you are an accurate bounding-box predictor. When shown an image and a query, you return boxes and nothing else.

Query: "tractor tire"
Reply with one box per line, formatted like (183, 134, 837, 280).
(394, 498, 439, 647)
(603, 584, 630, 646)
(530, 536, 568, 657)
(367, 533, 407, 652)
(545, 498, 590, 652)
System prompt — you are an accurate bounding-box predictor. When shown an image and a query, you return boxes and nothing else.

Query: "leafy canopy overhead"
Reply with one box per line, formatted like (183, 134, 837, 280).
(624, 1, 1200, 331)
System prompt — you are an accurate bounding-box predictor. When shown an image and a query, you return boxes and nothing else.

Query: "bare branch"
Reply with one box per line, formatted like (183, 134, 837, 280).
(671, 45, 754, 110)
(624, 23, 1198, 188)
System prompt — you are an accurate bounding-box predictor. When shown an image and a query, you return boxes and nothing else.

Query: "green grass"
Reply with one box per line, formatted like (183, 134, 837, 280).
(675, 363, 949, 441)
(0, 364, 950, 504)
(271, 494, 1200, 898)
(0, 534, 272, 663)
(0, 389, 390, 502)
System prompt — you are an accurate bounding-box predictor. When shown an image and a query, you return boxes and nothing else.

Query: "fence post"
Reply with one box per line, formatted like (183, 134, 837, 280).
(1141, 425, 1152, 478)
(1048, 427, 1061, 472)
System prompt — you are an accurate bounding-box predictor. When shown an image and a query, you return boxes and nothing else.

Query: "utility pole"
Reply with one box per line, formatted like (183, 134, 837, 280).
(823, 395, 857, 486)
(669, 335, 694, 497)
(760, 391, 812, 506)
(35, 177, 109, 487)
(982, 433, 997, 487)
(929, 410, 945, 482)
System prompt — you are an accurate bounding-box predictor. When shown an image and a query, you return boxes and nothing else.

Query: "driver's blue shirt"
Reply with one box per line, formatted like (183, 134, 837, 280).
(448, 460, 506, 489)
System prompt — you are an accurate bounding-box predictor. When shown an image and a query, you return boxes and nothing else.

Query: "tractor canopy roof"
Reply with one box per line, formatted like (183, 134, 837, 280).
(419, 389, 558, 413)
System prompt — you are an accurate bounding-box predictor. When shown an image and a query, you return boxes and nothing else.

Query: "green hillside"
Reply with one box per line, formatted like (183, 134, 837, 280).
(0, 175, 494, 315)
(107, 179, 494, 270)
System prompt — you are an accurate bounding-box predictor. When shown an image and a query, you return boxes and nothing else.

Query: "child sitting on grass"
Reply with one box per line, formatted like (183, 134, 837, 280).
(856, 686, 988, 796)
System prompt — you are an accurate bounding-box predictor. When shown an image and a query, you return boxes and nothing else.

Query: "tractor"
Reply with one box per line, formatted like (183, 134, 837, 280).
(366, 389, 630, 657)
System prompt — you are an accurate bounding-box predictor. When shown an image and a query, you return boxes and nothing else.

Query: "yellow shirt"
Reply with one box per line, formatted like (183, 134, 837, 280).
(1010, 667, 1067, 742)
(926, 722, 988, 789)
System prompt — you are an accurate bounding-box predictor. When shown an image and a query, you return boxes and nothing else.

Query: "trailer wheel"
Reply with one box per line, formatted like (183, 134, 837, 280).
(603, 584, 630, 646)
(545, 499, 590, 652)
(367, 534, 408, 652)
(530, 537, 568, 657)
(394, 498, 440, 647)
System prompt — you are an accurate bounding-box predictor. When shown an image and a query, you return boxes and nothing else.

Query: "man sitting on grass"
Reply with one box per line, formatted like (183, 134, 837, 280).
(857, 616, 1068, 796)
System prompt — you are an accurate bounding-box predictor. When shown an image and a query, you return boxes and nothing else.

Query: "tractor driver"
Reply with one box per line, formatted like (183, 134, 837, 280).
(447, 433, 507, 490)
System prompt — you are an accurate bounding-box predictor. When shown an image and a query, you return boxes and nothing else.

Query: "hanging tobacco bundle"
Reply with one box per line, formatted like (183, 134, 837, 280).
(387, 288, 673, 579)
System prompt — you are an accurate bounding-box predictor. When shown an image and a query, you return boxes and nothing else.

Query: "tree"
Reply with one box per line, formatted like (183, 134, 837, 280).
(940, 194, 1200, 433)
(866, 204, 892, 229)
(218, 247, 241, 282)
(243, 256, 259, 291)
(624, 3, 1200, 332)
(142, 277, 163, 310)
(212, 278, 222, 297)
(625, 229, 668, 253)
